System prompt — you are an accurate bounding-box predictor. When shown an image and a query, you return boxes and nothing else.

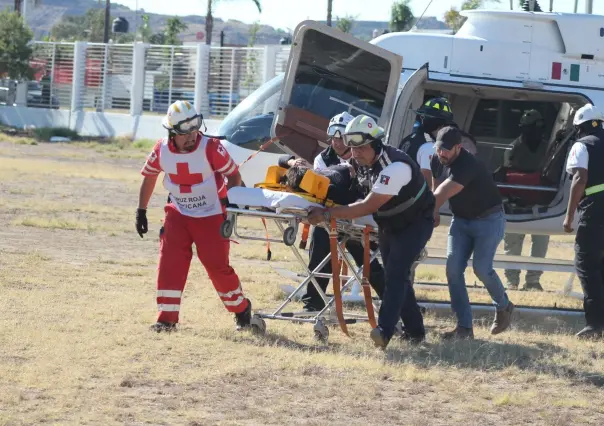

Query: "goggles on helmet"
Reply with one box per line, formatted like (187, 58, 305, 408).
(327, 124, 345, 139)
(170, 114, 203, 135)
(342, 132, 381, 147)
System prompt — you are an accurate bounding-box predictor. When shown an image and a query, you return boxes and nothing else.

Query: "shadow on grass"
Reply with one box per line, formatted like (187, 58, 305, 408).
(215, 308, 604, 389)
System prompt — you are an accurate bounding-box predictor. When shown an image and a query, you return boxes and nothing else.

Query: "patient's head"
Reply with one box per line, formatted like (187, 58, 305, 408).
(281, 165, 309, 192)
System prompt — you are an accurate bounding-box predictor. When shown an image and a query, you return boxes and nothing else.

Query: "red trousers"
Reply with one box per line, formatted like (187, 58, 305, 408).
(156, 204, 249, 324)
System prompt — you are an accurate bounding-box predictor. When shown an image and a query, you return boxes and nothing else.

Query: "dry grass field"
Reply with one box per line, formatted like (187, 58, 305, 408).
(1, 137, 604, 425)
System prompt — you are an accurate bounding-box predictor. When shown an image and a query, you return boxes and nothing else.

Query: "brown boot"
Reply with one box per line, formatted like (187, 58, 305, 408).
(441, 326, 474, 340)
(490, 301, 514, 335)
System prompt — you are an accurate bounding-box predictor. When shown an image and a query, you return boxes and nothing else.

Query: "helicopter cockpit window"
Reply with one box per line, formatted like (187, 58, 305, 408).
(217, 75, 285, 154)
(289, 29, 391, 122)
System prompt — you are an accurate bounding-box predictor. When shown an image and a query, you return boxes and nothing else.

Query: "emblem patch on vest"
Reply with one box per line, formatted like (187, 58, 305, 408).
(380, 175, 390, 185)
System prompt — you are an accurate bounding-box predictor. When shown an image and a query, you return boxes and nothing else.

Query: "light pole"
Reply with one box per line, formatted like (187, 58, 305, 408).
(133, 0, 139, 41)
(586, 0, 593, 14)
(103, 0, 111, 43)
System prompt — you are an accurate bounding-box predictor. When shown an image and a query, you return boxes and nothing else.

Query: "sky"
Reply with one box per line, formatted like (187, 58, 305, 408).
(112, 0, 602, 32)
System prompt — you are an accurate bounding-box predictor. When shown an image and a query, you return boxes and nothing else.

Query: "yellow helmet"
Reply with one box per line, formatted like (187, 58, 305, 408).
(342, 114, 384, 147)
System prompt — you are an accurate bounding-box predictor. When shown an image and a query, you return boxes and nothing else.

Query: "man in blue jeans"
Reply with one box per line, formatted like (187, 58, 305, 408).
(431, 126, 515, 339)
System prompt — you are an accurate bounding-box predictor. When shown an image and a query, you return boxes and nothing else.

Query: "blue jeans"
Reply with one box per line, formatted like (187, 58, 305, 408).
(446, 210, 510, 329)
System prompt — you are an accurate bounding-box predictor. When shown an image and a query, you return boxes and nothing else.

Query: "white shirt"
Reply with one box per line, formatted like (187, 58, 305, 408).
(566, 142, 589, 175)
(313, 153, 348, 171)
(416, 142, 435, 171)
(372, 162, 412, 196)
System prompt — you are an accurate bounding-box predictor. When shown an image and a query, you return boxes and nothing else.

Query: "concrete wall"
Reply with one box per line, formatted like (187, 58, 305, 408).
(0, 106, 222, 140)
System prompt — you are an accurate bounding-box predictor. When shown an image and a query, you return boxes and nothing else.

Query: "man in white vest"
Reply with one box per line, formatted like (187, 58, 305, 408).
(136, 100, 254, 332)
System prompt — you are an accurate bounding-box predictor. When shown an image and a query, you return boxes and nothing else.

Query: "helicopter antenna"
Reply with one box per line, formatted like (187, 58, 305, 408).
(410, 0, 434, 31)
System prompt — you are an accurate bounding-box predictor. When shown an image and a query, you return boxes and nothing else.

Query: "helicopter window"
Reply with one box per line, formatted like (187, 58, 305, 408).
(470, 99, 560, 142)
(289, 29, 390, 122)
(217, 75, 285, 155)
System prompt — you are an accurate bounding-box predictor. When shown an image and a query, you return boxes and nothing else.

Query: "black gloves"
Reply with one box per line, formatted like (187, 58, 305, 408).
(136, 208, 148, 238)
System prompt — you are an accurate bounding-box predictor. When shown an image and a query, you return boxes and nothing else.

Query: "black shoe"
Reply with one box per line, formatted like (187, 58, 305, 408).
(234, 299, 252, 330)
(522, 282, 544, 291)
(442, 326, 474, 340)
(302, 303, 325, 313)
(576, 325, 604, 340)
(150, 321, 176, 333)
(370, 327, 391, 349)
(400, 331, 426, 344)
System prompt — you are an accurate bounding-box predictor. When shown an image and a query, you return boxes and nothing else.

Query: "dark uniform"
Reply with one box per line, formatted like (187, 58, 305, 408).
(353, 145, 435, 341)
(277, 154, 386, 311)
(566, 126, 604, 336)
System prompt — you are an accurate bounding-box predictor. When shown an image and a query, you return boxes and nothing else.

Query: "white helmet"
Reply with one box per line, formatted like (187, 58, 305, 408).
(162, 100, 203, 134)
(342, 114, 385, 147)
(327, 111, 355, 139)
(573, 103, 603, 126)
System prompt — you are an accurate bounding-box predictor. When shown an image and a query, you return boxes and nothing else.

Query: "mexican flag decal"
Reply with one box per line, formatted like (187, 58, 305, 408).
(551, 62, 580, 82)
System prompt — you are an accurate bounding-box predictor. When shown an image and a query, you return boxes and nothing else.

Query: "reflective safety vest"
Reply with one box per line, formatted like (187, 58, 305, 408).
(354, 145, 435, 230)
(577, 130, 604, 224)
(159, 137, 224, 218)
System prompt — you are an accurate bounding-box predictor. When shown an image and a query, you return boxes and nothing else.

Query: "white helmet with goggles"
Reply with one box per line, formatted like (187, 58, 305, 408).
(342, 114, 384, 147)
(327, 111, 355, 139)
(162, 100, 203, 135)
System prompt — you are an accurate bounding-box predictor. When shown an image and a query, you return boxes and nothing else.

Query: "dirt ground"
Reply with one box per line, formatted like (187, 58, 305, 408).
(1, 139, 603, 426)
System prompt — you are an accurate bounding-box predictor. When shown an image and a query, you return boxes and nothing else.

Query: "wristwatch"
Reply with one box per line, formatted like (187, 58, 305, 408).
(323, 209, 332, 223)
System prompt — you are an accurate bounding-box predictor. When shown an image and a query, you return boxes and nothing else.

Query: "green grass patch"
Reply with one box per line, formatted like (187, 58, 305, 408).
(32, 127, 80, 141)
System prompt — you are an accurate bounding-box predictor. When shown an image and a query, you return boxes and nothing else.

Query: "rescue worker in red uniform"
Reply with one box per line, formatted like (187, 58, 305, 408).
(136, 100, 253, 332)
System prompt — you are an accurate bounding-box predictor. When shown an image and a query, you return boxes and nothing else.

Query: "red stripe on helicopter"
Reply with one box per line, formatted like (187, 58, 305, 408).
(551, 62, 562, 80)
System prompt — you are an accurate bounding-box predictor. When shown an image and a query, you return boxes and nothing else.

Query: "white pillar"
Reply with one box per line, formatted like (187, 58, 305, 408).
(71, 41, 88, 113)
(262, 45, 278, 84)
(194, 44, 211, 117)
(130, 42, 147, 116)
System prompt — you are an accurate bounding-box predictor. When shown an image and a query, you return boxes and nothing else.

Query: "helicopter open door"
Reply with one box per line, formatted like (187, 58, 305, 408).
(272, 20, 403, 163)
(384, 64, 429, 148)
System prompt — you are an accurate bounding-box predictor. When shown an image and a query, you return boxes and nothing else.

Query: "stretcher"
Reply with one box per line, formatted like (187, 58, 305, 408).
(220, 166, 383, 342)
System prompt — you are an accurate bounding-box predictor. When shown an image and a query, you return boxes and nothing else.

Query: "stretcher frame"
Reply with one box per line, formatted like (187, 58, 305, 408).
(221, 205, 382, 342)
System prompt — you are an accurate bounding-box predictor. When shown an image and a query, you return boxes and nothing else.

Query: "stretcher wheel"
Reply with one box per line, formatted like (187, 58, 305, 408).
(283, 226, 297, 246)
(313, 320, 329, 343)
(221, 220, 234, 239)
(250, 315, 266, 336)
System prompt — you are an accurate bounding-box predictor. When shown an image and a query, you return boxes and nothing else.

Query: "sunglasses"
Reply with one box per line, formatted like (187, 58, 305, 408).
(171, 114, 203, 135)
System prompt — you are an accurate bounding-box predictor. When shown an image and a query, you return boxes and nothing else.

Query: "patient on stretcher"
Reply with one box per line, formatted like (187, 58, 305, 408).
(280, 163, 363, 205)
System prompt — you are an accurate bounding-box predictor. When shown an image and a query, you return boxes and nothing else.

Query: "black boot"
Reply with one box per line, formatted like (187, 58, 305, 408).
(150, 321, 176, 333)
(576, 325, 604, 340)
(234, 299, 252, 330)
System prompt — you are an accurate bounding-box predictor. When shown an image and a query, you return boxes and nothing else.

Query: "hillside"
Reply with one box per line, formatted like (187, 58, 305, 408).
(0, 0, 449, 45)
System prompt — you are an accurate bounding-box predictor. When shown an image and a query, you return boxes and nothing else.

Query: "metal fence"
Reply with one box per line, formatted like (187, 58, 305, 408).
(29, 42, 75, 110)
(18, 41, 292, 118)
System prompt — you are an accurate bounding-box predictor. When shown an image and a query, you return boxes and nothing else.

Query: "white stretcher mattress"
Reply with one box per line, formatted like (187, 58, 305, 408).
(227, 187, 378, 228)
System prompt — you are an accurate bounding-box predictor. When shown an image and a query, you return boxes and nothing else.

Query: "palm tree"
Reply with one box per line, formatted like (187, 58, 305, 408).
(205, 0, 262, 45)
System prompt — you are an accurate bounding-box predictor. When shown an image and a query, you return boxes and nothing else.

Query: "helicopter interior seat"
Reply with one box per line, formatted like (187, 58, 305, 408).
(495, 103, 577, 208)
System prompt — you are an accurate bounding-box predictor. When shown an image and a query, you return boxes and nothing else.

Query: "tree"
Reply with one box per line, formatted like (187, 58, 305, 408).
(205, 0, 262, 45)
(0, 9, 34, 80)
(444, 0, 500, 33)
(164, 17, 188, 45)
(336, 15, 355, 33)
(50, 9, 107, 42)
(139, 14, 152, 42)
(390, 0, 414, 32)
